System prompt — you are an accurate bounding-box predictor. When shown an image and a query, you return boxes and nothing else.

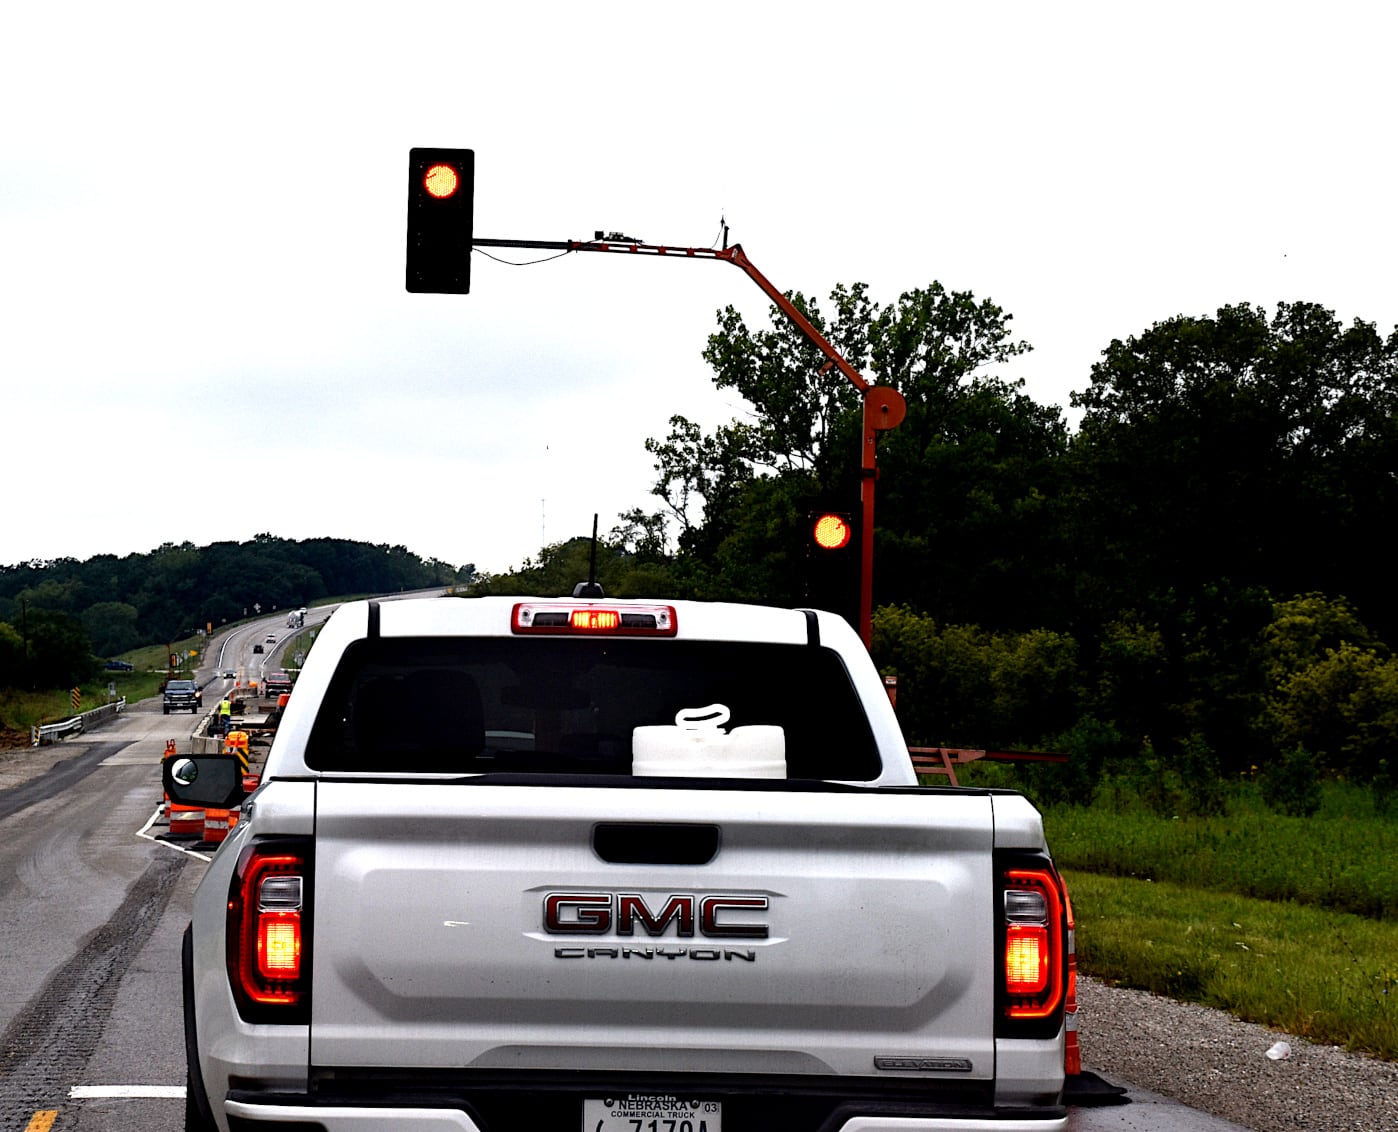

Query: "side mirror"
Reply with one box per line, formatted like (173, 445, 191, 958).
(163, 755, 245, 808)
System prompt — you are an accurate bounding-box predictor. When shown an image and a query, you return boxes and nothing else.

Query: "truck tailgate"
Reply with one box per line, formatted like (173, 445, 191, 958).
(309, 781, 996, 1080)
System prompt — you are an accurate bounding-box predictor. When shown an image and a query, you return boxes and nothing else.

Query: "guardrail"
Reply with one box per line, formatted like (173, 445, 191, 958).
(31, 698, 127, 746)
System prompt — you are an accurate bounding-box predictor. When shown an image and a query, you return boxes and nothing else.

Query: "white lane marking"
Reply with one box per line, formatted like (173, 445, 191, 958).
(69, 1086, 186, 1098)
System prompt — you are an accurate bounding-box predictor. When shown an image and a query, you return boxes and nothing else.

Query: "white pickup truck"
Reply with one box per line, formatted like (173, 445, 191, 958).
(168, 594, 1074, 1132)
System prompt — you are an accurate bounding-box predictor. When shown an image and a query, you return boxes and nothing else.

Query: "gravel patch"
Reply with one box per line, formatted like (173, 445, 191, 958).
(1079, 976, 1398, 1131)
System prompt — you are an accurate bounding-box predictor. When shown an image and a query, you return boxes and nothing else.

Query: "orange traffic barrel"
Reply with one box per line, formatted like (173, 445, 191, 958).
(203, 809, 232, 845)
(169, 804, 204, 838)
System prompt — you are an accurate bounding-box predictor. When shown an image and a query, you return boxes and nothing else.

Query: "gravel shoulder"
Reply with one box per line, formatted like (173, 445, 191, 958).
(1080, 976, 1398, 1131)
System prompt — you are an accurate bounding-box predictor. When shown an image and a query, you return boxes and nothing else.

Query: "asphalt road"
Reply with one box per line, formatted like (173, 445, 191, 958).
(0, 614, 1252, 1132)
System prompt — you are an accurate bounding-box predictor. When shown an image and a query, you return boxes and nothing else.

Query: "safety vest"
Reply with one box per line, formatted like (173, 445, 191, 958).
(219, 699, 232, 716)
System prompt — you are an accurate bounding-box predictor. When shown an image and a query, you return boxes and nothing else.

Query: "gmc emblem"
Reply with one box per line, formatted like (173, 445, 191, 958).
(544, 892, 769, 939)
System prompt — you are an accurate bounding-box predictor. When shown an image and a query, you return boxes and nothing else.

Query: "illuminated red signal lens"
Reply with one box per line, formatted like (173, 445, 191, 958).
(812, 513, 852, 551)
(423, 163, 460, 199)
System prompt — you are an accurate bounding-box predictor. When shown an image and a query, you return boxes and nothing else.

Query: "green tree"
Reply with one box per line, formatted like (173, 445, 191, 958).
(1265, 641, 1398, 781)
(648, 281, 1067, 624)
(872, 604, 1081, 750)
(24, 609, 96, 689)
(80, 601, 141, 657)
(1069, 302, 1398, 638)
(0, 622, 23, 688)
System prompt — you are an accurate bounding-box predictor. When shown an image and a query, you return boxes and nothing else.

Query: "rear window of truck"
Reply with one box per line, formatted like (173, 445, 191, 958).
(304, 636, 881, 781)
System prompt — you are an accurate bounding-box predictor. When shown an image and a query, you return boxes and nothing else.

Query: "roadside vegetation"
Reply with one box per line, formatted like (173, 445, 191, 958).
(0, 636, 206, 735)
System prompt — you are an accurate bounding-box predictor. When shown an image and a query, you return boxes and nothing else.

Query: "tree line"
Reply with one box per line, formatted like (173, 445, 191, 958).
(475, 285, 1398, 807)
(0, 535, 474, 690)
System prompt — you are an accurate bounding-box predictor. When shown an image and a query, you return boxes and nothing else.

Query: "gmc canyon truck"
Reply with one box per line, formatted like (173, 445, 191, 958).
(167, 594, 1074, 1132)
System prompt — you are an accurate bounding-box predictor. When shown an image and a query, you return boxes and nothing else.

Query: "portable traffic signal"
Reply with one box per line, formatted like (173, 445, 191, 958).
(810, 511, 853, 552)
(405, 148, 474, 294)
(803, 510, 858, 623)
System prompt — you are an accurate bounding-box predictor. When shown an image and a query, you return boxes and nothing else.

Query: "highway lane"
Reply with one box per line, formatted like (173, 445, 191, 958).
(0, 697, 198, 1131)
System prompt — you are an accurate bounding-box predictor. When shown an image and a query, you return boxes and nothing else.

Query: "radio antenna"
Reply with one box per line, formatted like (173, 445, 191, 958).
(573, 514, 605, 599)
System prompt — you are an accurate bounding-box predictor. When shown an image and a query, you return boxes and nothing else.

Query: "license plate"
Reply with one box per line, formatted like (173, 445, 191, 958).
(583, 1095, 721, 1132)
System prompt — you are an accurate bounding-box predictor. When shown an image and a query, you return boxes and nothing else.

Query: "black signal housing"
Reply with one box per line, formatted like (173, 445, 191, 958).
(405, 147, 474, 294)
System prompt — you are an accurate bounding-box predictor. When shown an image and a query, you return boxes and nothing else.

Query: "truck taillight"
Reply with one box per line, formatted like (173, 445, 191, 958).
(227, 840, 312, 1023)
(996, 856, 1067, 1038)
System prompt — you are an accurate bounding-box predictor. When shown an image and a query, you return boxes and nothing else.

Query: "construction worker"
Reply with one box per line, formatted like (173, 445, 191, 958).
(217, 696, 233, 737)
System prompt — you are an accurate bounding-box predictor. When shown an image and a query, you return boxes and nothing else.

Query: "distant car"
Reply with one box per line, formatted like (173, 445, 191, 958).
(253, 644, 264, 654)
(103, 660, 135, 671)
(264, 635, 277, 643)
(221, 669, 235, 679)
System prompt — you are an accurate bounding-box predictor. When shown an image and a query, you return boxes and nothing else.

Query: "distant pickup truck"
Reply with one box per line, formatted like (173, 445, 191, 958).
(168, 593, 1075, 1132)
(162, 679, 202, 714)
(262, 671, 294, 698)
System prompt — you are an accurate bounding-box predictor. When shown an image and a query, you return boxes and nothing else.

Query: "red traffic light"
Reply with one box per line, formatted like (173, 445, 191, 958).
(406, 147, 474, 294)
(423, 163, 461, 199)
(811, 512, 853, 551)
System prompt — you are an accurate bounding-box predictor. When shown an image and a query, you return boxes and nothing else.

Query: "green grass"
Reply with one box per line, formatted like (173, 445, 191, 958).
(1039, 782, 1398, 920)
(1066, 871, 1398, 1059)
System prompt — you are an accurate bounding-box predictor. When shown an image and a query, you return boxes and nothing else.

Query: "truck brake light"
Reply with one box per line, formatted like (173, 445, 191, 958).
(997, 862, 1066, 1029)
(512, 602, 678, 636)
(227, 841, 312, 1022)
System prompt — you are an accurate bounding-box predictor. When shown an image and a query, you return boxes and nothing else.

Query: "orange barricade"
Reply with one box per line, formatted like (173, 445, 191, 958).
(224, 731, 251, 776)
(169, 804, 204, 838)
(203, 809, 232, 844)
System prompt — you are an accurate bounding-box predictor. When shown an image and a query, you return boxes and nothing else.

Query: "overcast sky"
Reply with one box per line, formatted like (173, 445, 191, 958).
(3, 2, 1394, 577)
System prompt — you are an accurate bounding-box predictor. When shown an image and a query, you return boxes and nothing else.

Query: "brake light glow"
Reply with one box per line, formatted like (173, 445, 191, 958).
(1005, 924, 1049, 994)
(573, 609, 620, 631)
(258, 915, 301, 978)
(512, 602, 677, 636)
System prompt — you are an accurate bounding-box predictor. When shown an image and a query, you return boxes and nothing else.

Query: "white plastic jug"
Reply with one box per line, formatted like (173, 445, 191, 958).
(632, 704, 786, 779)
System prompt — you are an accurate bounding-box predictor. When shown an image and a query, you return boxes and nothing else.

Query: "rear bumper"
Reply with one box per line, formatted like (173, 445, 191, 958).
(226, 1106, 1065, 1132)
(223, 1086, 1066, 1132)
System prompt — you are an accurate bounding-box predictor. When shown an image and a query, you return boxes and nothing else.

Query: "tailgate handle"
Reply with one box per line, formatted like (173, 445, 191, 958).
(593, 823, 719, 865)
